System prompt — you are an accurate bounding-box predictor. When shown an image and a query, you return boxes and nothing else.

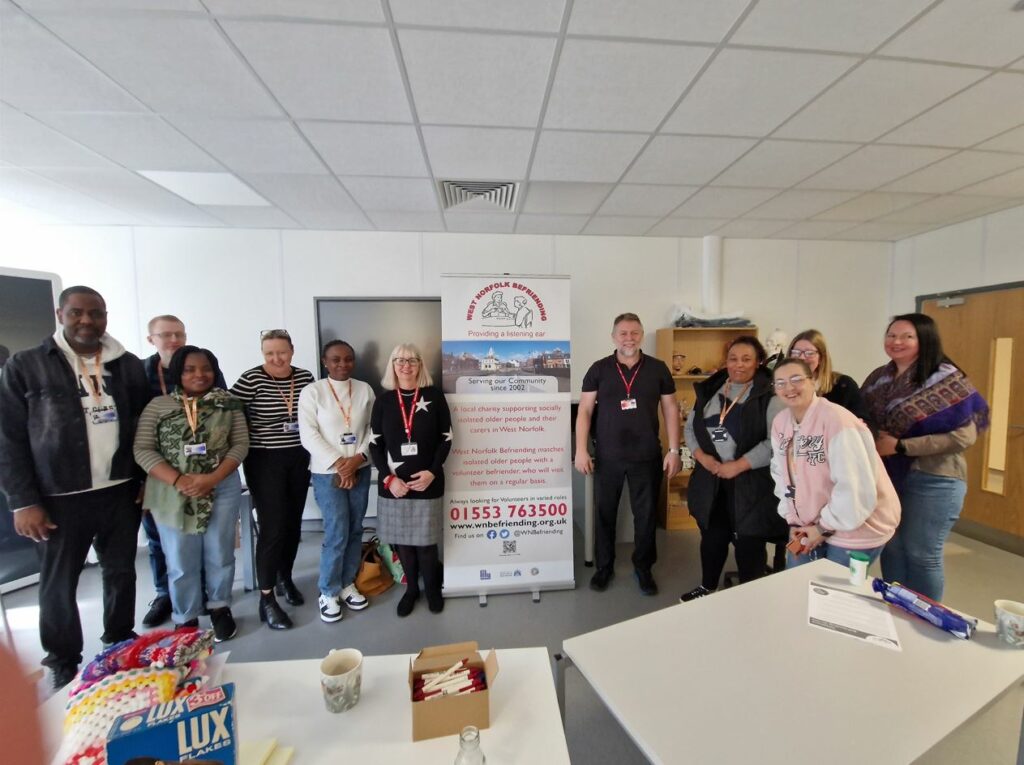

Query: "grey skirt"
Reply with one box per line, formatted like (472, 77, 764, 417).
(376, 496, 443, 546)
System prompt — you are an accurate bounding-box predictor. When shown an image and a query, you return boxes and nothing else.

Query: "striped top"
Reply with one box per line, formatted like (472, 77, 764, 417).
(230, 365, 315, 449)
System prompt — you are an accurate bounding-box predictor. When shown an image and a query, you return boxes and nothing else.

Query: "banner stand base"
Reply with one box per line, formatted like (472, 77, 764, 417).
(532, 589, 541, 602)
(479, 594, 487, 608)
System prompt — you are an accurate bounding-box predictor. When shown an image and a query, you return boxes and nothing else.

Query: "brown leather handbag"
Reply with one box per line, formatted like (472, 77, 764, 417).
(354, 536, 394, 596)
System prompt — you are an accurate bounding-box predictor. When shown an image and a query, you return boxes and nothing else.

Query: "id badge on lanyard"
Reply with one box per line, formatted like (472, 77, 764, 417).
(620, 398, 637, 411)
(401, 442, 419, 457)
(282, 421, 300, 433)
(184, 443, 208, 456)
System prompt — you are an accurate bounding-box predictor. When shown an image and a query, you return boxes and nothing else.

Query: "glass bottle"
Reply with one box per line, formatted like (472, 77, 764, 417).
(454, 725, 486, 764)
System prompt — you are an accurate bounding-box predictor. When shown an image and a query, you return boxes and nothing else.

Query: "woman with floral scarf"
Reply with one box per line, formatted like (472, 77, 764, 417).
(862, 313, 988, 601)
(134, 346, 248, 641)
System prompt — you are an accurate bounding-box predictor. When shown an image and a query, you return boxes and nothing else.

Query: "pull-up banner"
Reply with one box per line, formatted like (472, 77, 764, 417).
(441, 275, 574, 596)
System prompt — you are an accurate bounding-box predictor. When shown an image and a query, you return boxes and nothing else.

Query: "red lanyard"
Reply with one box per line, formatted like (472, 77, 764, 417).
(616, 357, 643, 398)
(327, 378, 353, 430)
(396, 388, 419, 442)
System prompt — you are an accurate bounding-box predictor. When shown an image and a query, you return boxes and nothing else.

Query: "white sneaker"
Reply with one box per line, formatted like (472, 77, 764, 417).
(318, 594, 343, 623)
(341, 584, 368, 611)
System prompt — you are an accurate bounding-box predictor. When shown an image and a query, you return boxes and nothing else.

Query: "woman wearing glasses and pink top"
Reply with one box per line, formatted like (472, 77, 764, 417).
(786, 329, 864, 419)
(769, 358, 900, 567)
(368, 344, 452, 618)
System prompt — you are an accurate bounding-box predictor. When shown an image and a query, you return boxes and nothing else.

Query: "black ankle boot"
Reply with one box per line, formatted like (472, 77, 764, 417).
(275, 576, 305, 606)
(397, 589, 420, 617)
(259, 593, 293, 630)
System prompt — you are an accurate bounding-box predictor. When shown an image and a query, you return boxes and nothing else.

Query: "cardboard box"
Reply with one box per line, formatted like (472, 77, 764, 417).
(408, 641, 499, 742)
(106, 683, 237, 765)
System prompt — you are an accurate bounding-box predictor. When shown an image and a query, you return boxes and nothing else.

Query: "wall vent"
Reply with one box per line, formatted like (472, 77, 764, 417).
(439, 180, 519, 212)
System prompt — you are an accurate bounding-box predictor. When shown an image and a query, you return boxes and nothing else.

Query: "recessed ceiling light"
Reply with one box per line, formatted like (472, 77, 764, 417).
(138, 171, 270, 206)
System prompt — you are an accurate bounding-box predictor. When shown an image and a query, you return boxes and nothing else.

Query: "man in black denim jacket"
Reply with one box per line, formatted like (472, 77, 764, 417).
(0, 285, 149, 689)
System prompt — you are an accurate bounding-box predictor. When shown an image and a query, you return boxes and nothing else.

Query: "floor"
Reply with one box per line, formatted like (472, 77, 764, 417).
(6, 527, 1023, 764)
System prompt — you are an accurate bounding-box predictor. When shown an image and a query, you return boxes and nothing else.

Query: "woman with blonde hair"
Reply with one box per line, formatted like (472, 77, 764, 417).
(786, 329, 864, 419)
(369, 343, 452, 616)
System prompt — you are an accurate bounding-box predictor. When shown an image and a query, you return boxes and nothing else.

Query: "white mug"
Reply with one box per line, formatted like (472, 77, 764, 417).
(994, 600, 1024, 648)
(320, 648, 363, 712)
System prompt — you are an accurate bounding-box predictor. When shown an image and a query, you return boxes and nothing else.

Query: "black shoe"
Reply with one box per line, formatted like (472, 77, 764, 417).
(275, 577, 305, 606)
(589, 567, 614, 592)
(259, 594, 293, 630)
(175, 618, 200, 630)
(397, 590, 420, 617)
(210, 607, 237, 642)
(51, 664, 77, 691)
(426, 590, 444, 613)
(142, 595, 172, 628)
(635, 569, 658, 596)
(680, 585, 715, 603)
(101, 630, 139, 648)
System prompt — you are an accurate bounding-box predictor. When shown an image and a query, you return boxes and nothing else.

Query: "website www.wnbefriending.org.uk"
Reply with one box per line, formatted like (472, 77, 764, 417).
(449, 517, 568, 531)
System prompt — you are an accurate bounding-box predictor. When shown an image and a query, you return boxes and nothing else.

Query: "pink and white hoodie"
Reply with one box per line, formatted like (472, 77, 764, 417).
(770, 396, 900, 550)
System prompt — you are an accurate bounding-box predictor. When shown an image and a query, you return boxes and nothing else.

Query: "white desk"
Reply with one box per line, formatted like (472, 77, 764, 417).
(559, 560, 1024, 765)
(42, 647, 569, 764)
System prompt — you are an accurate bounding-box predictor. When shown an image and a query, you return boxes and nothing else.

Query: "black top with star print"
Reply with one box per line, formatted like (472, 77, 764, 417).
(368, 385, 452, 499)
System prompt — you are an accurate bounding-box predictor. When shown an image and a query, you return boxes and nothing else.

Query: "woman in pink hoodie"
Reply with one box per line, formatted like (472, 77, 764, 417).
(769, 358, 900, 567)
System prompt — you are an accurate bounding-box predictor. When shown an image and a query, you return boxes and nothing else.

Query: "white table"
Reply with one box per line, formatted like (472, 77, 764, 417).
(42, 647, 569, 764)
(558, 560, 1024, 765)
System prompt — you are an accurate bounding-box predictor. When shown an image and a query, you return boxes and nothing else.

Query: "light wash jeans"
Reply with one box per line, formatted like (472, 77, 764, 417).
(157, 470, 242, 624)
(881, 470, 967, 601)
(787, 541, 884, 569)
(313, 468, 370, 598)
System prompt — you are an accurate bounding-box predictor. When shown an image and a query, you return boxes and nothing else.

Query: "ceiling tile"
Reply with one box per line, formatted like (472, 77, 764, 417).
(713, 219, 794, 238)
(515, 213, 587, 234)
(205, 0, 385, 22)
(799, 145, 954, 191)
(35, 113, 222, 171)
(646, 217, 728, 236)
(399, 30, 555, 127)
(520, 181, 613, 214)
(956, 167, 1024, 197)
(36, 14, 282, 117)
(18, 1, 202, 8)
(776, 60, 985, 143)
(241, 173, 369, 227)
(223, 21, 410, 121)
(544, 39, 709, 131)
(342, 177, 438, 212)
(0, 6, 143, 113)
(731, 0, 932, 53)
(834, 222, 930, 241)
(712, 140, 858, 188)
(391, 0, 564, 33)
(0, 107, 112, 168)
(530, 132, 647, 182)
(747, 189, 860, 219)
(771, 220, 855, 239)
(812, 192, 933, 222)
(298, 122, 426, 177)
(0, 197, 69, 225)
(877, 194, 1015, 224)
(568, 0, 749, 42)
(880, 151, 1024, 194)
(0, 166, 145, 224)
(584, 216, 658, 235)
(201, 204, 299, 228)
(367, 211, 443, 231)
(598, 184, 698, 216)
(422, 126, 534, 180)
(168, 116, 324, 173)
(881, 0, 1024, 68)
(624, 135, 756, 185)
(977, 126, 1024, 154)
(670, 187, 778, 218)
(882, 74, 1024, 148)
(663, 49, 855, 137)
(444, 211, 516, 233)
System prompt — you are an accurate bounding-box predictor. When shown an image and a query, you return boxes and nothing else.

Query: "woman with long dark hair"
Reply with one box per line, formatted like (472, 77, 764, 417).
(861, 313, 988, 600)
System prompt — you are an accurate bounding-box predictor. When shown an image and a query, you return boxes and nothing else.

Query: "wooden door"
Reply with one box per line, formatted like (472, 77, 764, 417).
(922, 286, 1024, 543)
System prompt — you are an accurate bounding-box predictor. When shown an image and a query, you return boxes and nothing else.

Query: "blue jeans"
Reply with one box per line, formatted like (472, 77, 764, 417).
(141, 510, 169, 597)
(313, 468, 370, 598)
(788, 542, 884, 569)
(881, 471, 966, 601)
(157, 471, 241, 623)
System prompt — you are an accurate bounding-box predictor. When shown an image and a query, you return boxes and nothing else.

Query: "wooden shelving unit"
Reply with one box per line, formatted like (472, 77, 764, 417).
(655, 325, 758, 530)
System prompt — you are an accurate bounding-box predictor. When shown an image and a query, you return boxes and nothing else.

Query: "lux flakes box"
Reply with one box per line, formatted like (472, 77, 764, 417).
(106, 683, 237, 765)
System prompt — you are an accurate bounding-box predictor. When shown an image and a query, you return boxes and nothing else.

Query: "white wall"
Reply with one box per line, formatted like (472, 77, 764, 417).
(0, 223, 890, 390)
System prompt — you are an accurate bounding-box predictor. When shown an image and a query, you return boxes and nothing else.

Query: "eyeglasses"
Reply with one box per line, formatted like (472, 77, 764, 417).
(789, 349, 819, 359)
(773, 375, 811, 390)
(393, 357, 421, 367)
(150, 331, 185, 340)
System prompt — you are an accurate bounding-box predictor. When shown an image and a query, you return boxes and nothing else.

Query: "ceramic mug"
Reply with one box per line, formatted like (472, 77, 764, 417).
(320, 648, 363, 712)
(994, 600, 1024, 647)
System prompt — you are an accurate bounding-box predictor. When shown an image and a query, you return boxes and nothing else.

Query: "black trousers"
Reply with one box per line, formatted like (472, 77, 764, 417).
(39, 481, 141, 670)
(698, 479, 768, 589)
(594, 456, 663, 572)
(245, 446, 311, 590)
(394, 544, 442, 595)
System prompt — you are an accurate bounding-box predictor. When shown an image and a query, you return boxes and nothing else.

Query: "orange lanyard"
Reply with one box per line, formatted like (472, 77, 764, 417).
(396, 388, 419, 442)
(273, 373, 296, 419)
(718, 382, 751, 427)
(182, 396, 199, 440)
(77, 349, 104, 404)
(327, 378, 353, 430)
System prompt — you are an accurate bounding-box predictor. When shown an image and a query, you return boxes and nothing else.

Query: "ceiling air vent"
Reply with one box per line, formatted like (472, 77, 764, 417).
(439, 180, 519, 212)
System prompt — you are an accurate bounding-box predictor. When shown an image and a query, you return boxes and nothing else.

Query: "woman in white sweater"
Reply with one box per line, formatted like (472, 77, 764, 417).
(298, 340, 376, 623)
